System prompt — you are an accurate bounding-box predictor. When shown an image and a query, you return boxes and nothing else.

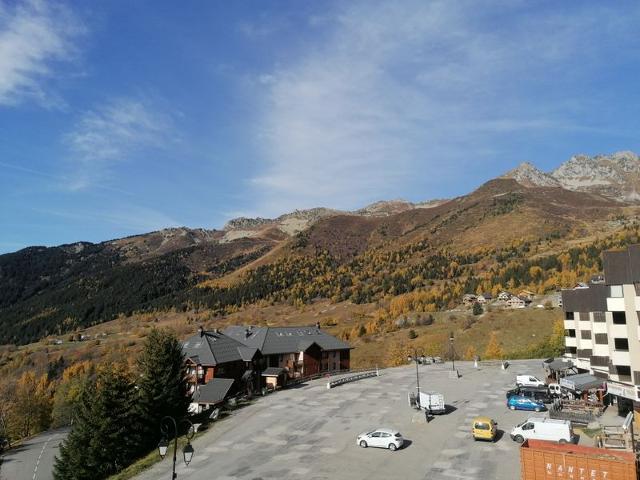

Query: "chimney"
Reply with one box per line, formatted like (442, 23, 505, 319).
(198, 326, 204, 337)
(245, 328, 251, 338)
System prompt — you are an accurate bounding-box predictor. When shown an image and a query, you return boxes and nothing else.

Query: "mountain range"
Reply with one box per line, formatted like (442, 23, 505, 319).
(1, 151, 639, 345)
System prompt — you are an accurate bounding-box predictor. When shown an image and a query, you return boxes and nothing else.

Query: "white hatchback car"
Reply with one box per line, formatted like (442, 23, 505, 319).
(357, 428, 404, 451)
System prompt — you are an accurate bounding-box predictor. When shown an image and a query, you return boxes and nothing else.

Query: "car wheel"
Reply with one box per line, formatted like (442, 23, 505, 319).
(514, 435, 524, 444)
(359, 440, 367, 448)
(559, 439, 567, 444)
(534, 407, 541, 412)
(509, 405, 516, 410)
(388, 443, 397, 451)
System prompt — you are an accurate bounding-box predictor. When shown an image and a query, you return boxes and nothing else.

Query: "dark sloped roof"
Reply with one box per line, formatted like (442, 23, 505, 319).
(191, 378, 235, 405)
(560, 373, 603, 392)
(603, 245, 640, 285)
(561, 283, 608, 313)
(183, 330, 252, 366)
(223, 326, 351, 355)
(544, 358, 574, 371)
(262, 367, 285, 376)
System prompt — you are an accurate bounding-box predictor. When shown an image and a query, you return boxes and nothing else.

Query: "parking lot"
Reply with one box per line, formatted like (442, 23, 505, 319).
(136, 360, 550, 480)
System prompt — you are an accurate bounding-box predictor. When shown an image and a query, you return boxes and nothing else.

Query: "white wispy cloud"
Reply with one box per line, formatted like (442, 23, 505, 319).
(249, 0, 640, 215)
(33, 204, 181, 233)
(64, 97, 175, 190)
(0, 0, 83, 106)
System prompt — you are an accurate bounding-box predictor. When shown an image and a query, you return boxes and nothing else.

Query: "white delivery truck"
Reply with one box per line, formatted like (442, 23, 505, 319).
(408, 390, 446, 414)
(510, 417, 575, 444)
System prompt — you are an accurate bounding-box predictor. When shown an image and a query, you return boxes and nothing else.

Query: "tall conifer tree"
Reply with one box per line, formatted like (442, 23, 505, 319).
(136, 329, 189, 454)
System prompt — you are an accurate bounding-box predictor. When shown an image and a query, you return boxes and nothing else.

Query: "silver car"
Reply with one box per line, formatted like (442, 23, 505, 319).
(356, 428, 404, 451)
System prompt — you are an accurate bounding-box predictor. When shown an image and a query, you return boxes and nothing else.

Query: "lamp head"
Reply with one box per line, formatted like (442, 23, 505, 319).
(158, 437, 169, 459)
(183, 441, 195, 466)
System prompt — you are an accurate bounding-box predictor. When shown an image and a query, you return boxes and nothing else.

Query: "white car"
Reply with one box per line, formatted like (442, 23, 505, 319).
(516, 375, 545, 388)
(357, 428, 404, 451)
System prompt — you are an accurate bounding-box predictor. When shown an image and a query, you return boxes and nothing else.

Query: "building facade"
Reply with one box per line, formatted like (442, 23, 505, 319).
(561, 244, 640, 413)
(223, 325, 351, 379)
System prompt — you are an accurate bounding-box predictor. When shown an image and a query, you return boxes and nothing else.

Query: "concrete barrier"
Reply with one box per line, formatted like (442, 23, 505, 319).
(326, 369, 379, 389)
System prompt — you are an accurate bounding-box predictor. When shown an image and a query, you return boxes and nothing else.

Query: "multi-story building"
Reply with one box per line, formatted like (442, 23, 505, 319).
(561, 244, 640, 414)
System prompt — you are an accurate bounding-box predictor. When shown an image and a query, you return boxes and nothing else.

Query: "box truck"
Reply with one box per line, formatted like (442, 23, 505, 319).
(520, 439, 637, 480)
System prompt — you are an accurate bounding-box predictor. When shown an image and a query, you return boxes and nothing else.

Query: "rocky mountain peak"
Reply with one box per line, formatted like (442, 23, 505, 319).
(501, 162, 560, 188)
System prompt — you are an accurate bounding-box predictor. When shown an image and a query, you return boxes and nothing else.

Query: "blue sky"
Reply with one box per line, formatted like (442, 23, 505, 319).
(1, 0, 639, 253)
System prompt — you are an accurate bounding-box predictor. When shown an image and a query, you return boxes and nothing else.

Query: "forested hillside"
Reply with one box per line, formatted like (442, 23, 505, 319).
(1, 177, 639, 345)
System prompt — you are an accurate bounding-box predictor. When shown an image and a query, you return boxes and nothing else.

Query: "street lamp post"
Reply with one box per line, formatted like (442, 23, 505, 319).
(449, 332, 455, 372)
(158, 416, 195, 479)
(407, 348, 425, 394)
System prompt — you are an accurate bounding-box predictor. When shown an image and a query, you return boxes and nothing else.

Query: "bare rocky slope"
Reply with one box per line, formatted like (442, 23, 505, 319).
(503, 151, 640, 202)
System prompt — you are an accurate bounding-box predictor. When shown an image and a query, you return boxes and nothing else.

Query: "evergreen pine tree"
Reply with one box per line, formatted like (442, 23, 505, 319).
(136, 329, 189, 455)
(53, 366, 140, 480)
(89, 365, 140, 476)
(53, 380, 98, 480)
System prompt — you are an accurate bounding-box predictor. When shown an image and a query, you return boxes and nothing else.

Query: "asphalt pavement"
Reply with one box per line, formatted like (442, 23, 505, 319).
(0, 428, 67, 480)
(134, 360, 548, 480)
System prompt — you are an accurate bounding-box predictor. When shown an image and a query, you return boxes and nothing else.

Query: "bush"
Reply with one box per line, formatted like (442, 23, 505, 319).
(472, 302, 483, 316)
(408, 329, 417, 339)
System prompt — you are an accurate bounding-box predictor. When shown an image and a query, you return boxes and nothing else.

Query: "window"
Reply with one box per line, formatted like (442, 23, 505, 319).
(475, 423, 490, 430)
(614, 338, 629, 351)
(616, 365, 632, 377)
(564, 329, 576, 338)
(580, 330, 592, 340)
(610, 285, 623, 298)
(522, 423, 534, 430)
(371, 432, 381, 438)
(594, 333, 608, 345)
(613, 312, 627, 324)
(565, 346, 577, 354)
(381, 433, 391, 438)
(579, 312, 590, 321)
(593, 312, 606, 323)
(565, 312, 574, 320)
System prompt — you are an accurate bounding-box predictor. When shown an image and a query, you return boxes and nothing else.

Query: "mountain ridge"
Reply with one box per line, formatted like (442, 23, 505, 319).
(1, 150, 639, 345)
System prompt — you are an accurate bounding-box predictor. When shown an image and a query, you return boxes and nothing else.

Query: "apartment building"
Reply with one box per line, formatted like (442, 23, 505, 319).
(561, 244, 640, 413)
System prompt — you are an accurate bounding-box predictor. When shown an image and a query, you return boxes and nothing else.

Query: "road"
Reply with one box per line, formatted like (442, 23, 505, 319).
(135, 360, 549, 480)
(0, 428, 67, 480)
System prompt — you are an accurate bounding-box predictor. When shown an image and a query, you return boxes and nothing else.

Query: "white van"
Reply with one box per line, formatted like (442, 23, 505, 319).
(516, 375, 545, 388)
(510, 417, 575, 444)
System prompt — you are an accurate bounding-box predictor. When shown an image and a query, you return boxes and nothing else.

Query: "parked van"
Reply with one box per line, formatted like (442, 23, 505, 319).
(516, 375, 545, 388)
(471, 416, 497, 441)
(510, 417, 575, 444)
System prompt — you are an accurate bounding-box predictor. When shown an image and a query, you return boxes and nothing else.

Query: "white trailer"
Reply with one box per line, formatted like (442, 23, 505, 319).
(408, 390, 446, 414)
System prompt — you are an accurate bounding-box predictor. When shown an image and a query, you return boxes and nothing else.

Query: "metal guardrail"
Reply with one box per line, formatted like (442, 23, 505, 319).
(326, 369, 379, 389)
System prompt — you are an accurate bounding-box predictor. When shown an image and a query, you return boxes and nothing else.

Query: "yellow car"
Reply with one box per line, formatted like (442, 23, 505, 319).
(472, 416, 497, 441)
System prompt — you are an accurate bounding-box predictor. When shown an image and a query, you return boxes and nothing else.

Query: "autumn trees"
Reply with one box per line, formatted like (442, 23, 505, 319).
(0, 371, 53, 441)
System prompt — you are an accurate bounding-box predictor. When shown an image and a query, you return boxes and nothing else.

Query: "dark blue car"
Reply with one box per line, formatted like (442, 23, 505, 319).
(507, 395, 545, 412)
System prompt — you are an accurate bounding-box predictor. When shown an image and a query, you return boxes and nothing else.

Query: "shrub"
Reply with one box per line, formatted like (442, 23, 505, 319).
(408, 329, 417, 339)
